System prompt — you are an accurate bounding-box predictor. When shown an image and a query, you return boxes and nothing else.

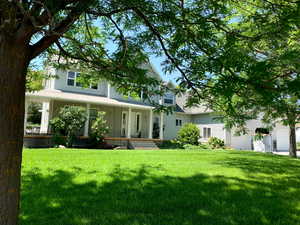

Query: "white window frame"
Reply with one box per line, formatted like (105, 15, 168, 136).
(176, 119, 182, 127)
(121, 111, 128, 137)
(164, 92, 175, 105)
(203, 127, 212, 139)
(67, 71, 76, 87)
(67, 71, 98, 90)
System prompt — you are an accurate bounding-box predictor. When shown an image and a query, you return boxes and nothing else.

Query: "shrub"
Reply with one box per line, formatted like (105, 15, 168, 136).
(183, 143, 210, 150)
(157, 140, 183, 149)
(90, 111, 109, 145)
(177, 123, 200, 145)
(50, 106, 86, 147)
(207, 137, 225, 149)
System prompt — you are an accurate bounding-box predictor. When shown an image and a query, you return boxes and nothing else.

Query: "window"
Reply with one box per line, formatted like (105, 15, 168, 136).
(67, 71, 75, 86)
(176, 119, 182, 127)
(203, 127, 211, 139)
(164, 93, 174, 104)
(67, 71, 98, 90)
(75, 72, 82, 87)
(164, 98, 174, 104)
(90, 82, 98, 90)
(136, 113, 141, 133)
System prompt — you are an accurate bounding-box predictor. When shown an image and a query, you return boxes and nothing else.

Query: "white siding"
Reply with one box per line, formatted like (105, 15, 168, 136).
(197, 124, 225, 142)
(163, 113, 192, 140)
(54, 69, 108, 96)
(230, 119, 265, 150)
(275, 125, 290, 151)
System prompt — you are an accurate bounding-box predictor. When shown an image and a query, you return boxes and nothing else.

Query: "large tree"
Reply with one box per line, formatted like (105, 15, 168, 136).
(0, 1, 161, 224)
(0, 0, 299, 224)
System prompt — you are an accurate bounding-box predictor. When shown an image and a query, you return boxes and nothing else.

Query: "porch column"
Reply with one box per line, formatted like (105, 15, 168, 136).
(40, 100, 50, 134)
(84, 103, 90, 137)
(127, 107, 132, 138)
(24, 100, 29, 135)
(159, 112, 164, 140)
(107, 83, 111, 98)
(148, 109, 153, 139)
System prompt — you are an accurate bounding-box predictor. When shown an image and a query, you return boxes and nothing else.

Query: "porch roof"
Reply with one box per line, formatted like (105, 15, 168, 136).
(26, 89, 154, 110)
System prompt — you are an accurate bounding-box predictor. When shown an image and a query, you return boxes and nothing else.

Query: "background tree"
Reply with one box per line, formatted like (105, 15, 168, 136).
(184, 0, 300, 157)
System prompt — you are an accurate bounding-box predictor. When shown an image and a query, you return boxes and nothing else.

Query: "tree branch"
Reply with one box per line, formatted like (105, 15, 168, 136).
(132, 7, 203, 99)
(29, 2, 85, 59)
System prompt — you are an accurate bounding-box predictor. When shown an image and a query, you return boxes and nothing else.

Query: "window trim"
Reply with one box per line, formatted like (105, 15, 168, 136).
(67, 71, 98, 90)
(203, 127, 212, 139)
(176, 119, 182, 127)
(164, 93, 175, 105)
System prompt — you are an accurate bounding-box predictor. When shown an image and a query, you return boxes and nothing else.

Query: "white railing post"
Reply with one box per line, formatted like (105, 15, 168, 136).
(148, 110, 153, 139)
(40, 100, 50, 134)
(127, 108, 132, 138)
(84, 103, 90, 137)
(159, 112, 164, 140)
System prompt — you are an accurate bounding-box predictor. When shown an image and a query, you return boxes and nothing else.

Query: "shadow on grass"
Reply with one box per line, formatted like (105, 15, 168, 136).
(21, 163, 300, 225)
(216, 151, 300, 175)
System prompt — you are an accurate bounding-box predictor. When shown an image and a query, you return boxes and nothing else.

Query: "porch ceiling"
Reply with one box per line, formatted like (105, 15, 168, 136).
(26, 89, 154, 110)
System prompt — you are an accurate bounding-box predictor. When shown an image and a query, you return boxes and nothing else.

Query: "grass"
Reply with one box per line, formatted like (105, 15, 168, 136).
(21, 149, 300, 225)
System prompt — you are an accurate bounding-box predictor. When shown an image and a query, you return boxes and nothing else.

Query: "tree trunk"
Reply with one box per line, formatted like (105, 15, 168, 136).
(0, 39, 29, 225)
(289, 124, 297, 158)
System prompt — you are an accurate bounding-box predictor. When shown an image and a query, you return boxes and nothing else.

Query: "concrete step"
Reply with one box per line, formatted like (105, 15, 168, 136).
(129, 141, 159, 150)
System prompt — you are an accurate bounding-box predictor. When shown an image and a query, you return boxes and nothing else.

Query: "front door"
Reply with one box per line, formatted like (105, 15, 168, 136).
(121, 111, 128, 137)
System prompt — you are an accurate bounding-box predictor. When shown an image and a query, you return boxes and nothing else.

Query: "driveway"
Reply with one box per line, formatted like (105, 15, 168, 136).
(273, 151, 300, 158)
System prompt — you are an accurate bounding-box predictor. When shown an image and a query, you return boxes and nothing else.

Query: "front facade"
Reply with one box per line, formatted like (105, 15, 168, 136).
(25, 64, 166, 142)
(24, 64, 293, 151)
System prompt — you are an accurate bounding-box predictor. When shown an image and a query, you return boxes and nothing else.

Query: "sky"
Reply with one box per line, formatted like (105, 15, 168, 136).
(149, 55, 180, 84)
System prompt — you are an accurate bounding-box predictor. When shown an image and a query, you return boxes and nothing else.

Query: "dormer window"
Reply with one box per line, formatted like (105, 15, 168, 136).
(164, 93, 174, 104)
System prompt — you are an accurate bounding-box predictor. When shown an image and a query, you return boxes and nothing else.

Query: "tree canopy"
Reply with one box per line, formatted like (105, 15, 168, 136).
(1, 1, 300, 224)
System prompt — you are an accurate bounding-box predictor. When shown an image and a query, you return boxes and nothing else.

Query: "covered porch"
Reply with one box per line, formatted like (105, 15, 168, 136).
(25, 89, 164, 140)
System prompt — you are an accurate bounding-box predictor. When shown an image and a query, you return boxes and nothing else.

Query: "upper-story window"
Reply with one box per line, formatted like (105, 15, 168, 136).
(67, 71, 98, 90)
(164, 93, 174, 104)
(67, 71, 76, 86)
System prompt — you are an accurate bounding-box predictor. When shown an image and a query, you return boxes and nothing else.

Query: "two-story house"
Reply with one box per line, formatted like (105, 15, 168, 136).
(24, 62, 293, 151)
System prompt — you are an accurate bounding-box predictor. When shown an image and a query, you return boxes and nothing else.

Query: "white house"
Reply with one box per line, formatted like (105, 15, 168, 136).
(24, 63, 294, 151)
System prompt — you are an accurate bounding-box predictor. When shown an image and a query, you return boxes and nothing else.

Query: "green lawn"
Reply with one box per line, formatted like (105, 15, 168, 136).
(21, 149, 300, 225)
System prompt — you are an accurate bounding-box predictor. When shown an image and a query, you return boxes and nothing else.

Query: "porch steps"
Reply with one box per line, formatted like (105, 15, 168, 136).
(128, 140, 159, 150)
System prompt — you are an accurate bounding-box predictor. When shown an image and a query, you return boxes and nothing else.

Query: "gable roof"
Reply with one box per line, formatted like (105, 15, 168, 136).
(175, 93, 213, 114)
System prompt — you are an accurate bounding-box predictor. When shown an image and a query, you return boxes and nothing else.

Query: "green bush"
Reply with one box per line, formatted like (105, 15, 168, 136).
(207, 137, 225, 149)
(177, 123, 200, 145)
(157, 140, 183, 149)
(50, 106, 86, 147)
(90, 111, 109, 145)
(183, 143, 210, 150)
